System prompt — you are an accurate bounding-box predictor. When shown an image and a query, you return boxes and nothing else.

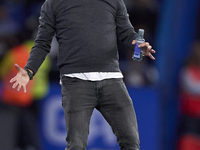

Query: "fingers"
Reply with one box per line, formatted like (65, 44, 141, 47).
(14, 63, 20, 71)
(138, 42, 149, 48)
(149, 53, 155, 60)
(138, 42, 156, 60)
(151, 49, 156, 53)
(12, 82, 22, 91)
(14, 63, 24, 72)
(17, 85, 22, 91)
(12, 81, 18, 89)
(12, 81, 22, 91)
(148, 45, 152, 50)
(10, 77, 16, 83)
(132, 40, 156, 60)
(11, 81, 26, 93)
(23, 86, 27, 93)
(10, 66, 28, 93)
(18, 85, 26, 93)
(147, 46, 156, 60)
(132, 40, 136, 45)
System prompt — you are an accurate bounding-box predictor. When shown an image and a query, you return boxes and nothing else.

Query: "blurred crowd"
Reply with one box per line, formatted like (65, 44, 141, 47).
(176, 40, 200, 150)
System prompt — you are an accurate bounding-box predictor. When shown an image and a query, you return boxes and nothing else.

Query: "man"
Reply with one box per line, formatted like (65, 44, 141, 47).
(10, 0, 156, 150)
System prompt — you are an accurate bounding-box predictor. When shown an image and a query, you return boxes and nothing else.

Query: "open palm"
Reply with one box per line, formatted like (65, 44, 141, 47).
(10, 64, 30, 93)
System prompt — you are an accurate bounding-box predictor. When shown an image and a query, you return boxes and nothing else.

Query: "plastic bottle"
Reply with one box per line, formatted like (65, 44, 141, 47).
(132, 29, 145, 61)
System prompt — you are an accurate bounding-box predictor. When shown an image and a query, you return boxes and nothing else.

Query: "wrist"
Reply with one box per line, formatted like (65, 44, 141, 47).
(26, 69, 33, 80)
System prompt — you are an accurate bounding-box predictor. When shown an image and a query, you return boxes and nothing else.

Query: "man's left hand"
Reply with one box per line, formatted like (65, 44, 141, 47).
(132, 40, 156, 60)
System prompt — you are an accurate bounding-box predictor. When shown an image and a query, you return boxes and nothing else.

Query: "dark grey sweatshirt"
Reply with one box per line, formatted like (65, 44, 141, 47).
(25, 0, 137, 76)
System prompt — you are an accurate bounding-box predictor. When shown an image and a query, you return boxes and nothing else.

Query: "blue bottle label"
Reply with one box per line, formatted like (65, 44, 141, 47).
(133, 44, 141, 59)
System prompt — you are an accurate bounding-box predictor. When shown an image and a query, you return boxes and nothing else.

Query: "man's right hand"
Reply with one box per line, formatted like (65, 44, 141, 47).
(10, 64, 30, 93)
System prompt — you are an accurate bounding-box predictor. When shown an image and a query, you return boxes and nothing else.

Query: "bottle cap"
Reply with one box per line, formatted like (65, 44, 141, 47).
(138, 29, 144, 37)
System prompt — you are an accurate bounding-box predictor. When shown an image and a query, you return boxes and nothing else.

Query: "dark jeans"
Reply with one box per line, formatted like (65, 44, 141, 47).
(61, 77, 140, 150)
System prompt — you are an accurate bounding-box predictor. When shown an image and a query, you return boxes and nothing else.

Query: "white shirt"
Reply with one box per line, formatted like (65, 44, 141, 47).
(60, 72, 123, 84)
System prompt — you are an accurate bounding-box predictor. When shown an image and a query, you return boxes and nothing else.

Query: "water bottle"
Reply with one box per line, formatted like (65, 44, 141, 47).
(132, 29, 145, 61)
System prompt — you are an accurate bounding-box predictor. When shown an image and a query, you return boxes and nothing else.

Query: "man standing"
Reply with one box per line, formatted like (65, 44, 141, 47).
(10, 0, 155, 150)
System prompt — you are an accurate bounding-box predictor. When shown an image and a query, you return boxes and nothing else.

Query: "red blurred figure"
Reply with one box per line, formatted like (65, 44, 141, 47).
(177, 41, 200, 150)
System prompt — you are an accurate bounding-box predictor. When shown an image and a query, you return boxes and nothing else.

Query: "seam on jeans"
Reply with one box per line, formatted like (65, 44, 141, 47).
(103, 106, 124, 148)
(99, 79, 125, 149)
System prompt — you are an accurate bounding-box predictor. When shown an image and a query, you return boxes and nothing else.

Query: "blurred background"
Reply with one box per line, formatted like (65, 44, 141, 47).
(0, 0, 200, 150)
